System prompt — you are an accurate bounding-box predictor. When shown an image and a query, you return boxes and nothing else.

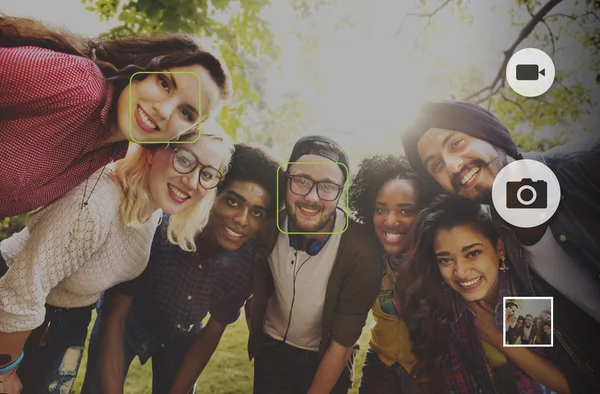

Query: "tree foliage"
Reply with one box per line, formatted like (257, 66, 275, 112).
(286, 0, 598, 152)
(82, 0, 281, 138)
(409, 0, 599, 151)
(0, 216, 27, 242)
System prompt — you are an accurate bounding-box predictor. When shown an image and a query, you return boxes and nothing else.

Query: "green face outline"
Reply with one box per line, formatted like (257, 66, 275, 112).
(129, 71, 202, 144)
(276, 161, 350, 235)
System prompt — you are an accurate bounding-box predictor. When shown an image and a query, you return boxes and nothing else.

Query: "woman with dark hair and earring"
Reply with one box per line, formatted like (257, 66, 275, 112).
(0, 15, 232, 218)
(396, 195, 570, 394)
(348, 155, 426, 394)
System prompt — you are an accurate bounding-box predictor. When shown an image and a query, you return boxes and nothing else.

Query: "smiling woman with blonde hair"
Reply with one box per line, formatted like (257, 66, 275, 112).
(0, 126, 233, 394)
(114, 123, 232, 251)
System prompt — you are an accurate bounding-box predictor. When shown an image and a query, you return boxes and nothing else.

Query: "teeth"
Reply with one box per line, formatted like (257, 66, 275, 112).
(224, 226, 242, 238)
(461, 167, 479, 185)
(168, 184, 189, 200)
(459, 276, 482, 287)
(138, 107, 158, 129)
(299, 206, 318, 213)
(384, 233, 402, 241)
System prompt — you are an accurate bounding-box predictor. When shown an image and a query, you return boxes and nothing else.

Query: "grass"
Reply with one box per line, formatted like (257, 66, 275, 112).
(72, 311, 374, 393)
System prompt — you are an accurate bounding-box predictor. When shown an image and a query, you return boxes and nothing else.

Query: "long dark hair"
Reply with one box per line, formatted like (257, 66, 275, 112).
(396, 194, 501, 392)
(0, 15, 231, 112)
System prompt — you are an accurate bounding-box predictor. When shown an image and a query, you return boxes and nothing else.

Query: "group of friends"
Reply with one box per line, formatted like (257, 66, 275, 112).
(505, 303, 552, 346)
(0, 14, 599, 394)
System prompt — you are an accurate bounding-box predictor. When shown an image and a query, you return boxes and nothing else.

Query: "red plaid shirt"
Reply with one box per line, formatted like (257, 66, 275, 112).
(446, 272, 553, 394)
(0, 46, 128, 217)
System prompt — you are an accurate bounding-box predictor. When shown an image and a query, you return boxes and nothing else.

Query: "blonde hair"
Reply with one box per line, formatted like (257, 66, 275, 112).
(113, 125, 233, 251)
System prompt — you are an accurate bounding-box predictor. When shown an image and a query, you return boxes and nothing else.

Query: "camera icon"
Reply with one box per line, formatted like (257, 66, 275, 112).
(493, 159, 560, 228)
(516, 64, 546, 81)
(506, 178, 547, 209)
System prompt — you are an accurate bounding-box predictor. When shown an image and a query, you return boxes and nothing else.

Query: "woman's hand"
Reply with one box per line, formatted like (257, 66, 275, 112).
(0, 369, 22, 394)
(469, 300, 503, 348)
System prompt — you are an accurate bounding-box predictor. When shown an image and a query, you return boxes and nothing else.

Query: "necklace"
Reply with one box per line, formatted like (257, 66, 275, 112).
(80, 143, 118, 208)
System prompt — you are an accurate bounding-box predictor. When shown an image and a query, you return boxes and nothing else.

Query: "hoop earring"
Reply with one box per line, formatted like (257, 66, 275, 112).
(499, 256, 508, 273)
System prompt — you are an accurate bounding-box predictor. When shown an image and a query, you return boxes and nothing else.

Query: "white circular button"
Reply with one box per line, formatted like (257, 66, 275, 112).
(492, 159, 561, 228)
(506, 48, 555, 97)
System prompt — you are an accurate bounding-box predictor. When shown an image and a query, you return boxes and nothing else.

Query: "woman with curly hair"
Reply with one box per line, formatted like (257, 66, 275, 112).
(0, 15, 231, 218)
(0, 128, 233, 394)
(348, 155, 425, 393)
(396, 195, 570, 394)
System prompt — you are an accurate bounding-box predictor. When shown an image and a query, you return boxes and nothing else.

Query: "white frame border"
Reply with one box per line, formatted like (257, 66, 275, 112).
(503, 296, 553, 347)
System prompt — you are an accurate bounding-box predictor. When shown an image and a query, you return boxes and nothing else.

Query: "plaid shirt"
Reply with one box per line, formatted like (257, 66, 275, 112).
(117, 215, 254, 364)
(446, 272, 553, 394)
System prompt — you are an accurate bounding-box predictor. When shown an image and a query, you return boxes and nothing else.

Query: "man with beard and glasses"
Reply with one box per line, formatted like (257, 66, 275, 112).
(400, 100, 600, 393)
(248, 135, 381, 394)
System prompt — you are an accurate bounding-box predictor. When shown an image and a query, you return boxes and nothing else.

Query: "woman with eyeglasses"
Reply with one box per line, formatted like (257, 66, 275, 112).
(0, 128, 233, 394)
(348, 155, 426, 394)
(0, 15, 231, 218)
(80, 144, 283, 394)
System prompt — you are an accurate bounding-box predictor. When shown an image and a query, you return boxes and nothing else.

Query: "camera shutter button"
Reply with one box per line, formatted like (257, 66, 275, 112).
(559, 234, 567, 242)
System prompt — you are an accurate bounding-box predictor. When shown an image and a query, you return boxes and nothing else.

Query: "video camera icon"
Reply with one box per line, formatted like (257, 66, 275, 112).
(516, 64, 546, 81)
(506, 48, 555, 97)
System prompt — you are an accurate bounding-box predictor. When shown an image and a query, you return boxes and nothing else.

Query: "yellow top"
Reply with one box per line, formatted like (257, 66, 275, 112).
(481, 340, 507, 368)
(368, 257, 416, 372)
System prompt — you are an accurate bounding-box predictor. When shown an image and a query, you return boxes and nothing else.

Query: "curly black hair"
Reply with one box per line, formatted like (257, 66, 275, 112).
(217, 143, 283, 217)
(348, 155, 425, 225)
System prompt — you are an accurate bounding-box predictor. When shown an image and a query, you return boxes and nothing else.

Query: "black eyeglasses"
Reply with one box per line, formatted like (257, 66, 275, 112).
(170, 147, 223, 189)
(288, 174, 343, 201)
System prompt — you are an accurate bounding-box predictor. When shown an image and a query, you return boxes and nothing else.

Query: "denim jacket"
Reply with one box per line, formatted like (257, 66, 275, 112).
(494, 133, 600, 393)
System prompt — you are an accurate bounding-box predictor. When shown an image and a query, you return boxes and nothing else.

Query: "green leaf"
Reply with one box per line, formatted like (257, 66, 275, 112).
(86, 0, 280, 136)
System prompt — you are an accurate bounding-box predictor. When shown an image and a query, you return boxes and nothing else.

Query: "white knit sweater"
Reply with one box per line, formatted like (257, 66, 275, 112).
(0, 171, 161, 332)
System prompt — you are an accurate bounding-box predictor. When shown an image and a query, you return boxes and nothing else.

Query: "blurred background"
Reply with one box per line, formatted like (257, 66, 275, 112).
(0, 0, 598, 392)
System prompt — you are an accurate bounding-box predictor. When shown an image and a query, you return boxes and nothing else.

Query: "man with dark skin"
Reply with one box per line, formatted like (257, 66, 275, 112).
(508, 316, 525, 344)
(80, 144, 282, 394)
(520, 314, 535, 344)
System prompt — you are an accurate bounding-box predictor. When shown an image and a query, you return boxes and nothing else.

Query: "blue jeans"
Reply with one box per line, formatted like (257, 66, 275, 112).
(358, 349, 414, 394)
(253, 334, 354, 394)
(17, 305, 93, 394)
(80, 312, 198, 394)
(0, 255, 92, 394)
